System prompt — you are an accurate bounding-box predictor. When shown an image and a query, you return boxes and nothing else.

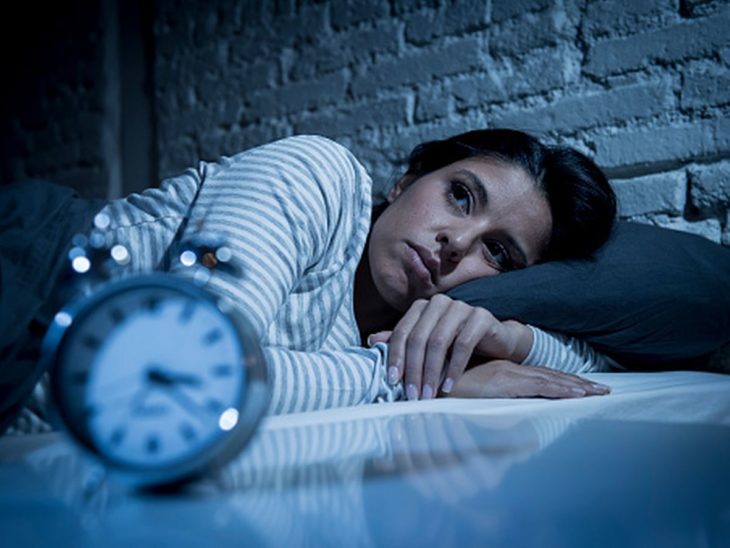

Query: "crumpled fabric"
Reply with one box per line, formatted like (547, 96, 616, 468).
(0, 180, 105, 434)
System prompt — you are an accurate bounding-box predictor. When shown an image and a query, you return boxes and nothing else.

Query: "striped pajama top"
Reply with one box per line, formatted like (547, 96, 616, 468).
(97, 134, 611, 416)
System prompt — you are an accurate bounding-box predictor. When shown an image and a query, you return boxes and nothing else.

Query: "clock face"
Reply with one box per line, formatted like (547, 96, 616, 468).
(53, 280, 247, 472)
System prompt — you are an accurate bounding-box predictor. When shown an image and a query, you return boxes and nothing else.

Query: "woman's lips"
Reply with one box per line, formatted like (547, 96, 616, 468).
(405, 244, 436, 289)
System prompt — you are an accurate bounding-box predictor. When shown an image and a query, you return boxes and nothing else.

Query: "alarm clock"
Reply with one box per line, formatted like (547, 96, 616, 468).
(40, 223, 269, 487)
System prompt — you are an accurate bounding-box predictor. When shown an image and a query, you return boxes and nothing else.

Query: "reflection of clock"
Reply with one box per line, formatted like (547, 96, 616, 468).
(40, 274, 269, 487)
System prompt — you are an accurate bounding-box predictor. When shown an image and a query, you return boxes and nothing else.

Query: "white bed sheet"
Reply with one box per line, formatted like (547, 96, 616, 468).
(260, 371, 730, 430)
(1, 370, 729, 548)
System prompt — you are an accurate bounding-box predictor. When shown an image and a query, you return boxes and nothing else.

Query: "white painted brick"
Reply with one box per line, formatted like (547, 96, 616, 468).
(594, 118, 730, 172)
(404, 0, 489, 45)
(492, 0, 552, 23)
(585, 11, 730, 76)
(493, 80, 674, 133)
(689, 160, 730, 211)
(584, 0, 677, 37)
(491, 6, 574, 56)
(611, 170, 687, 217)
(682, 68, 730, 109)
(641, 215, 723, 243)
(351, 36, 483, 96)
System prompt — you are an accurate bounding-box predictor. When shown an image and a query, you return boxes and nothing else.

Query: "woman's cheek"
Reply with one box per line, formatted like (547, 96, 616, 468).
(447, 259, 499, 289)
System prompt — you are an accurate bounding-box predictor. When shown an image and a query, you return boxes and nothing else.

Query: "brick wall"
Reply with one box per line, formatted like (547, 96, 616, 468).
(153, 0, 730, 245)
(4, 0, 729, 244)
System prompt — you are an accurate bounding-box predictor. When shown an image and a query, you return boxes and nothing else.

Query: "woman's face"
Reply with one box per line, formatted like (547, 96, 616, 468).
(368, 157, 552, 311)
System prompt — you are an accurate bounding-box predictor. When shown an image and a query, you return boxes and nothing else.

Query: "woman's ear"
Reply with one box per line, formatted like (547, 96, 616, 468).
(387, 174, 417, 203)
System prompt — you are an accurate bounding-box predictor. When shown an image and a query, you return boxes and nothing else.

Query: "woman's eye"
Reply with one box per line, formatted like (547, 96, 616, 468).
(484, 241, 512, 271)
(449, 182, 471, 213)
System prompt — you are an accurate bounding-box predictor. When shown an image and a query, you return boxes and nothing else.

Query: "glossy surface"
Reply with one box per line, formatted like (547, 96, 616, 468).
(2, 410, 729, 547)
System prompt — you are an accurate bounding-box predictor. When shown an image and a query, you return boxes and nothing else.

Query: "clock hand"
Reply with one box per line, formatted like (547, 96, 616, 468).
(158, 385, 224, 426)
(85, 388, 155, 422)
(130, 387, 152, 415)
(146, 366, 203, 387)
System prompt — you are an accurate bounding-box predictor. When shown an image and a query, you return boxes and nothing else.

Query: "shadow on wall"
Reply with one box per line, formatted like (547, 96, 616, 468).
(1, 0, 155, 199)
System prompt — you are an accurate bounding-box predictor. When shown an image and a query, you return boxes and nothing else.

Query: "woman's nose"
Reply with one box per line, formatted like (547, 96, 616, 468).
(437, 230, 476, 263)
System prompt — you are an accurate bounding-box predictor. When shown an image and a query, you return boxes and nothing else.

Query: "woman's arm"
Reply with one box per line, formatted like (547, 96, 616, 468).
(109, 135, 401, 414)
(262, 344, 401, 414)
(370, 294, 613, 399)
(99, 166, 201, 274)
(522, 325, 616, 374)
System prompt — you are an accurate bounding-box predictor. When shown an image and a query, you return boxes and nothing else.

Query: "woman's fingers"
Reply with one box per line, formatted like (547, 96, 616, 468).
(450, 360, 611, 399)
(410, 299, 515, 398)
(367, 330, 392, 346)
(522, 365, 611, 397)
(440, 307, 495, 394)
(496, 364, 610, 399)
(386, 299, 429, 397)
(401, 296, 458, 399)
(380, 294, 544, 401)
(400, 295, 480, 399)
(419, 301, 478, 399)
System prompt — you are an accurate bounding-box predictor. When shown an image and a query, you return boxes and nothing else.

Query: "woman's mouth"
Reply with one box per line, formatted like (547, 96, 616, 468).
(405, 244, 436, 289)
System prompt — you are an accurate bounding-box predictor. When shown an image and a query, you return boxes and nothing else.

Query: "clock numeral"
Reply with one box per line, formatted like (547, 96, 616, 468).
(206, 399, 224, 414)
(110, 426, 126, 447)
(210, 363, 234, 377)
(146, 434, 160, 454)
(179, 422, 197, 442)
(82, 335, 102, 350)
(143, 296, 161, 312)
(108, 307, 125, 325)
(178, 301, 196, 323)
(202, 328, 223, 346)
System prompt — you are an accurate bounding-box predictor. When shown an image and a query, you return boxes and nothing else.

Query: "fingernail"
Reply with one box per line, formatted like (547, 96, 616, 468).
(406, 384, 418, 401)
(592, 382, 610, 391)
(571, 387, 586, 396)
(422, 384, 433, 400)
(388, 366, 399, 384)
(367, 335, 374, 346)
(442, 377, 454, 394)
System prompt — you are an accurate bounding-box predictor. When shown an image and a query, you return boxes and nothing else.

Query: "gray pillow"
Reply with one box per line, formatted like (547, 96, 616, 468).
(447, 221, 730, 370)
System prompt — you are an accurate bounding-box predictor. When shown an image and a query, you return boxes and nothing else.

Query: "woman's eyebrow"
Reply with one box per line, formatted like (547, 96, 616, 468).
(456, 168, 529, 266)
(455, 169, 489, 207)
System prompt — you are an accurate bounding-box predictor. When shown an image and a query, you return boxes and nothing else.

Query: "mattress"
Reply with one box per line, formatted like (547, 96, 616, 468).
(1, 370, 729, 547)
(261, 370, 730, 428)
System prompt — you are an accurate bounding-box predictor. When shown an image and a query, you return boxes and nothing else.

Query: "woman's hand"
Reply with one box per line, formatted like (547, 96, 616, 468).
(448, 360, 611, 399)
(368, 294, 533, 400)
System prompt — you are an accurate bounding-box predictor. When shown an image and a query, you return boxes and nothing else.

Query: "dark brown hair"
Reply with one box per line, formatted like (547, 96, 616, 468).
(403, 128, 616, 261)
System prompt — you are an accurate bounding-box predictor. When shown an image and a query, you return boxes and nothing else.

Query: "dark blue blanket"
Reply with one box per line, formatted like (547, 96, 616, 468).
(0, 181, 104, 433)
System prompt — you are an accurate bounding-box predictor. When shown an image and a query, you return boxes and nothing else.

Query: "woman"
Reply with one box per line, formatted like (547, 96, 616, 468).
(6, 128, 615, 431)
(356, 129, 616, 401)
(97, 128, 614, 414)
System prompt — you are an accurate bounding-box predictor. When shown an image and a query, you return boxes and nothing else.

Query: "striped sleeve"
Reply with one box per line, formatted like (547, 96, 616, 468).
(521, 325, 615, 373)
(100, 167, 201, 273)
(264, 343, 401, 414)
(168, 135, 402, 414)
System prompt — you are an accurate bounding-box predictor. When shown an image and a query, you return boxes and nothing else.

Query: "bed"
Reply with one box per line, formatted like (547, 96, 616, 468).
(2, 370, 729, 547)
(2, 172, 729, 547)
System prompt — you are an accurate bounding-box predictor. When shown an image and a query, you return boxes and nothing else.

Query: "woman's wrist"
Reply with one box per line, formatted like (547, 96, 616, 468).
(503, 320, 533, 363)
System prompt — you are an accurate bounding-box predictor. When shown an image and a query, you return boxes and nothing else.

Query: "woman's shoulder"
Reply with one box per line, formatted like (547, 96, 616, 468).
(235, 134, 360, 164)
(219, 134, 372, 198)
